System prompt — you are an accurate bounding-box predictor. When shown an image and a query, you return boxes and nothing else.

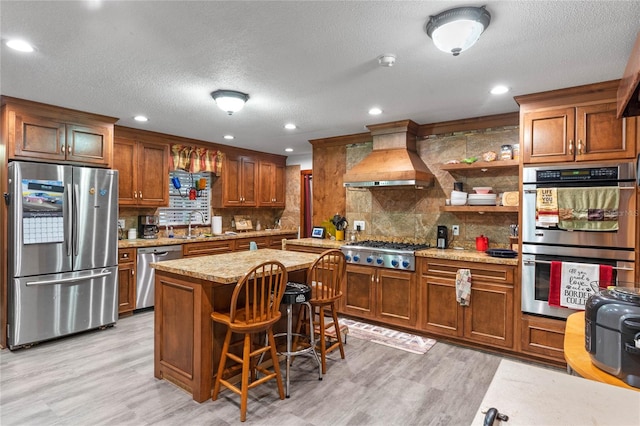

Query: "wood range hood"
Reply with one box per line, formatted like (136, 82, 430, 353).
(343, 120, 433, 188)
(617, 31, 640, 118)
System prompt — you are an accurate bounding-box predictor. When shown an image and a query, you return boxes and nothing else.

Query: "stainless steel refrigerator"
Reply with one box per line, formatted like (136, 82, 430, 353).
(7, 161, 119, 349)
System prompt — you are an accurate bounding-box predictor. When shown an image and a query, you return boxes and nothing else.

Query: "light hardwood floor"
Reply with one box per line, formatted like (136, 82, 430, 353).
(1, 311, 528, 425)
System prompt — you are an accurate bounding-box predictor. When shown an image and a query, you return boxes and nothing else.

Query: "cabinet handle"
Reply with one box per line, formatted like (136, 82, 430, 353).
(134, 192, 137, 199)
(61, 144, 66, 153)
(568, 139, 574, 155)
(139, 191, 142, 199)
(68, 145, 72, 154)
(577, 139, 583, 155)
(132, 270, 134, 276)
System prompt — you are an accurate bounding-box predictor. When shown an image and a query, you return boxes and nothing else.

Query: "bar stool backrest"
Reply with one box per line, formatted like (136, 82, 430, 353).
(307, 249, 346, 303)
(230, 261, 288, 326)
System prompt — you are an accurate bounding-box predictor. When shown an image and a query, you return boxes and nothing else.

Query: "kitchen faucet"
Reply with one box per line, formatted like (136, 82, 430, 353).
(188, 210, 205, 238)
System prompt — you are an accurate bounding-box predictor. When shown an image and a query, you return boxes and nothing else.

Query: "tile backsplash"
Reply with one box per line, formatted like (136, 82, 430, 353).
(345, 125, 519, 249)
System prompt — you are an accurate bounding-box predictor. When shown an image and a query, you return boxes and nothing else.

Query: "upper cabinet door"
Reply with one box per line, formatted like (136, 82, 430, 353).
(137, 141, 169, 206)
(257, 160, 286, 207)
(575, 102, 637, 161)
(113, 138, 137, 205)
(522, 107, 575, 164)
(11, 111, 67, 162)
(239, 156, 258, 206)
(66, 123, 112, 166)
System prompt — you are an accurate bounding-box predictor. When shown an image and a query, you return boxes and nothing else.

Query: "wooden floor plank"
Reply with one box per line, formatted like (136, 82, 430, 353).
(0, 310, 529, 425)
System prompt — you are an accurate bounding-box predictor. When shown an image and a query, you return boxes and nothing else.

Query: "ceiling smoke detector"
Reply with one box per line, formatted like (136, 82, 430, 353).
(377, 54, 396, 67)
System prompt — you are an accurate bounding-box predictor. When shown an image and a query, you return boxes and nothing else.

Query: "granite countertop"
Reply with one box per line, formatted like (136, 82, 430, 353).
(416, 248, 519, 266)
(282, 237, 344, 250)
(150, 248, 320, 283)
(118, 229, 298, 249)
(284, 238, 518, 265)
(471, 359, 639, 425)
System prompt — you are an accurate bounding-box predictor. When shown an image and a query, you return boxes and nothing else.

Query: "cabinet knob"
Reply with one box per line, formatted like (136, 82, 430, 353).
(139, 191, 142, 199)
(123, 253, 128, 258)
(134, 192, 137, 199)
(131, 270, 134, 276)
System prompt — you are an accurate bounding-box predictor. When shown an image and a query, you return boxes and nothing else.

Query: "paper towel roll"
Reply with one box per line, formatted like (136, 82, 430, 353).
(212, 216, 222, 235)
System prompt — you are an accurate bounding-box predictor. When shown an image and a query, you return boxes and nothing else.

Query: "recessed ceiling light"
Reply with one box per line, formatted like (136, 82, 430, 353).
(369, 107, 382, 115)
(134, 115, 148, 122)
(490, 85, 510, 95)
(223, 135, 235, 140)
(284, 123, 297, 130)
(6, 39, 35, 52)
(285, 148, 293, 152)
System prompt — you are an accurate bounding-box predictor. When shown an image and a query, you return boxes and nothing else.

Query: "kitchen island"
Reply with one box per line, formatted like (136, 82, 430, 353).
(150, 248, 320, 402)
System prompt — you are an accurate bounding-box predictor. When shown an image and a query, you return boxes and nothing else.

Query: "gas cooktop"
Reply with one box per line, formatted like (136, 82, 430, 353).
(340, 240, 430, 271)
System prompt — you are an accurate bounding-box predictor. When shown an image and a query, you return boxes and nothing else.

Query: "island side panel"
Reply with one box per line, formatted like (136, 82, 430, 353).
(154, 270, 216, 403)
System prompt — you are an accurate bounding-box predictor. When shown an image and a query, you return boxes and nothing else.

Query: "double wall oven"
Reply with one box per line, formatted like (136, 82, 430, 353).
(521, 161, 636, 319)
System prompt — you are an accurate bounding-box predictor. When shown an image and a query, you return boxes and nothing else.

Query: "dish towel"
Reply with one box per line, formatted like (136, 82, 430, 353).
(557, 186, 619, 231)
(548, 261, 613, 309)
(456, 269, 472, 306)
(535, 188, 559, 227)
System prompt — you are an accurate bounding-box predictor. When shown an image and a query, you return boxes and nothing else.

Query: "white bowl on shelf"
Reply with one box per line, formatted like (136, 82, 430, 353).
(451, 190, 467, 199)
(450, 198, 467, 206)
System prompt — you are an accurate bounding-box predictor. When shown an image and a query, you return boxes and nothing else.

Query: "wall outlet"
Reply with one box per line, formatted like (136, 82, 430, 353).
(353, 220, 365, 231)
(452, 225, 460, 236)
(118, 219, 126, 229)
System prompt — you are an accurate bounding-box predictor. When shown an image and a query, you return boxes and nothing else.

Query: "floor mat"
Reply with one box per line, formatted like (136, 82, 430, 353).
(338, 318, 437, 355)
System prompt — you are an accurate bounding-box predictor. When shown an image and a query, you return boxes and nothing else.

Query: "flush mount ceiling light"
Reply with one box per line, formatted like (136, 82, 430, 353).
(134, 115, 148, 122)
(425, 6, 491, 56)
(210, 89, 249, 115)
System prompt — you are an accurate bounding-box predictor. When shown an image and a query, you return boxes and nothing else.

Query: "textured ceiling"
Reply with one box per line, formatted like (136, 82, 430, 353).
(1, 1, 639, 160)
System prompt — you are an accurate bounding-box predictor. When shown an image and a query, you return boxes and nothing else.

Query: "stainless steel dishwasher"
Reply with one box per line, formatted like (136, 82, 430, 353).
(136, 245, 183, 309)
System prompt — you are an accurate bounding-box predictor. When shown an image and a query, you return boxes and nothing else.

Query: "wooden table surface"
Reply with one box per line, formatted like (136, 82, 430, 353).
(564, 311, 638, 391)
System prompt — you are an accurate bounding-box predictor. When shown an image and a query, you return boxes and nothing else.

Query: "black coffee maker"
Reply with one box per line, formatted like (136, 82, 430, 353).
(437, 225, 448, 249)
(138, 215, 159, 239)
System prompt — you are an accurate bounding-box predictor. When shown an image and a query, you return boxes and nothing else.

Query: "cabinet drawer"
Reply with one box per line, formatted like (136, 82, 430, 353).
(118, 248, 136, 264)
(422, 259, 514, 286)
(520, 314, 566, 363)
(235, 236, 269, 251)
(183, 240, 234, 257)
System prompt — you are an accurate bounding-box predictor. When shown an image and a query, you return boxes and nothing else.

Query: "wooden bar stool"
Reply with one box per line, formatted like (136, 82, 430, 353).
(211, 261, 288, 422)
(295, 249, 347, 374)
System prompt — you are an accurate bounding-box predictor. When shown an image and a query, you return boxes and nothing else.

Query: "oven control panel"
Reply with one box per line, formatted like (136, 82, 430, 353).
(536, 167, 618, 182)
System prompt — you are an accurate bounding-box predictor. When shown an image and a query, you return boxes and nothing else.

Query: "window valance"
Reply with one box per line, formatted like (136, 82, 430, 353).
(170, 144, 224, 175)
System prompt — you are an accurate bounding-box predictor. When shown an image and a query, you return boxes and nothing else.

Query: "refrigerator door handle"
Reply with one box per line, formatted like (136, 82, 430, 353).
(26, 270, 113, 286)
(65, 183, 73, 256)
(73, 183, 80, 256)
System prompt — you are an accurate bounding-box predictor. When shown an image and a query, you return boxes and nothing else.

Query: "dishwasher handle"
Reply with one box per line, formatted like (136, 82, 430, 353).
(137, 245, 182, 255)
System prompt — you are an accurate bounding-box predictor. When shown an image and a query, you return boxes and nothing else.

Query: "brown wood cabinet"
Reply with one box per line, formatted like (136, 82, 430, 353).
(258, 160, 286, 207)
(212, 153, 258, 207)
(517, 81, 637, 164)
(182, 239, 235, 257)
(117, 248, 136, 315)
(113, 137, 169, 206)
(2, 97, 116, 167)
(341, 264, 416, 328)
(420, 258, 515, 349)
(520, 314, 566, 363)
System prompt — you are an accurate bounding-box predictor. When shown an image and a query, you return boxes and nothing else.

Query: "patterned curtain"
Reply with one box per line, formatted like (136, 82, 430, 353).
(170, 144, 224, 176)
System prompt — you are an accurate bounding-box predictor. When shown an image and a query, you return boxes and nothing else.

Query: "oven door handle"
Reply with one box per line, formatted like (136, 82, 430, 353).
(523, 259, 634, 271)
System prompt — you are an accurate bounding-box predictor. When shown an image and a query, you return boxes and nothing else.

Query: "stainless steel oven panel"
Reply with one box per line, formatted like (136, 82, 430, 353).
(522, 163, 636, 249)
(521, 250, 635, 319)
(521, 244, 635, 262)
